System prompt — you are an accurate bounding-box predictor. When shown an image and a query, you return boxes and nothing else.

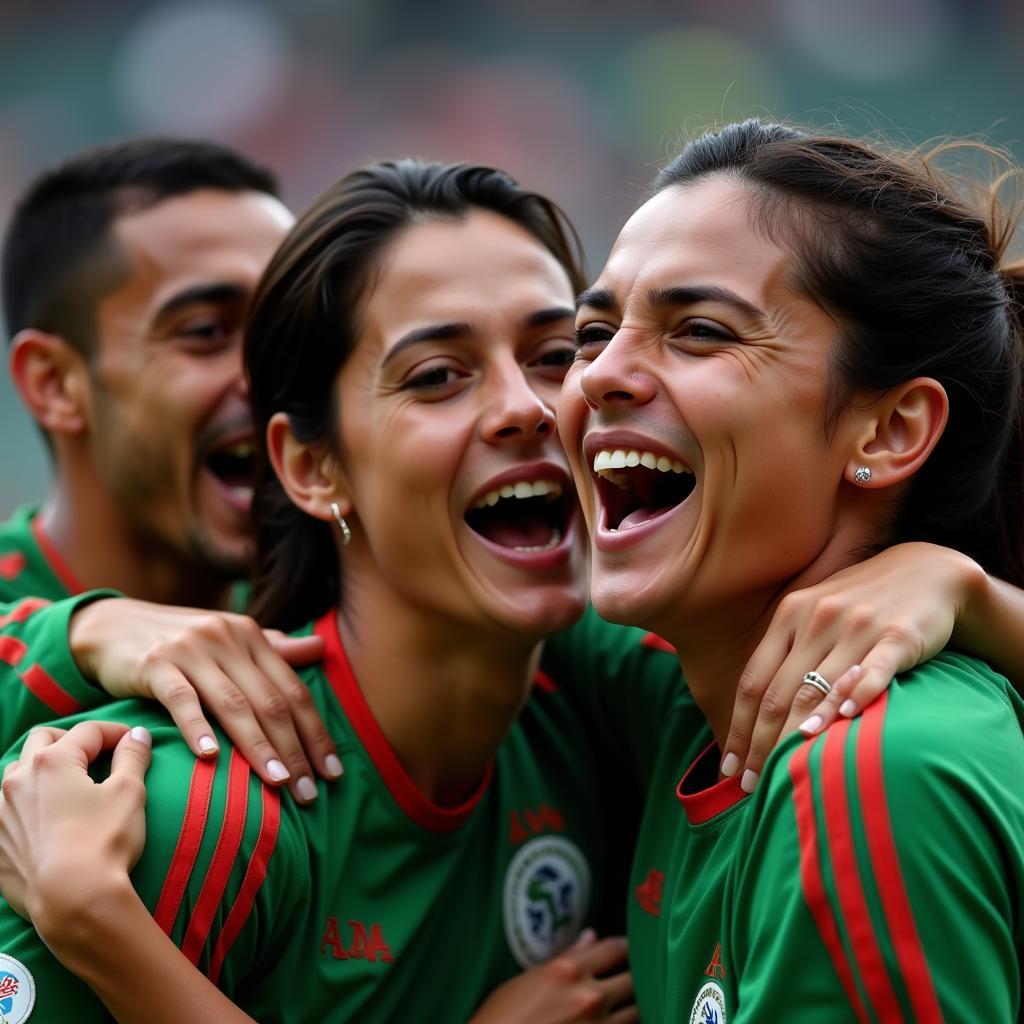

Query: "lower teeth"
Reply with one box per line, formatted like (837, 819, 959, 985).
(513, 528, 562, 553)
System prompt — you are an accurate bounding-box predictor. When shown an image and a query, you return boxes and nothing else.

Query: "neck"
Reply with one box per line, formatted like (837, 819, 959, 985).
(40, 468, 235, 610)
(336, 575, 539, 807)
(659, 525, 875, 751)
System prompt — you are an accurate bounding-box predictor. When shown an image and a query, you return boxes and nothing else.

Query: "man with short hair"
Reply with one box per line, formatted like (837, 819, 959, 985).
(1, 138, 294, 609)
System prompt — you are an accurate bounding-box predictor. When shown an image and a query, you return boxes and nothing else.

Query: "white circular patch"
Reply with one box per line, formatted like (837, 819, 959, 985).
(690, 981, 727, 1024)
(503, 835, 591, 967)
(0, 954, 35, 1023)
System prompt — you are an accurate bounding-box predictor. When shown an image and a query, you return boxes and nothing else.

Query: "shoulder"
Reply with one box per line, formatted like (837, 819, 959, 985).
(0, 505, 45, 601)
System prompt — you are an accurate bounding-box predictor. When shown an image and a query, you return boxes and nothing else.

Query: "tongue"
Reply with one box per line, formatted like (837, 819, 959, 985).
(618, 505, 671, 531)
(478, 512, 554, 549)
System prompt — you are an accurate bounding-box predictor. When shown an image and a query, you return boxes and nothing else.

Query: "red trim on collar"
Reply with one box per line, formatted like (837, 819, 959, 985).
(315, 609, 493, 834)
(676, 740, 747, 825)
(30, 517, 84, 595)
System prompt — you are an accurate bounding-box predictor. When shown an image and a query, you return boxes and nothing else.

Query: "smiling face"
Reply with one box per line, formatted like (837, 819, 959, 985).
(559, 176, 861, 637)
(87, 188, 294, 575)
(329, 208, 588, 638)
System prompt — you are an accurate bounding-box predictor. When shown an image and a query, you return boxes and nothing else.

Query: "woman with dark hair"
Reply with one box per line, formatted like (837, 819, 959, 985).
(560, 119, 1024, 1020)
(2, 144, 1023, 1024)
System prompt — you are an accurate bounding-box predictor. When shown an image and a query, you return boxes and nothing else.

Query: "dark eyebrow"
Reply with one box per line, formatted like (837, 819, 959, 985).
(382, 307, 575, 368)
(154, 283, 250, 323)
(381, 322, 473, 367)
(575, 287, 616, 312)
(647, 285, 768, 326)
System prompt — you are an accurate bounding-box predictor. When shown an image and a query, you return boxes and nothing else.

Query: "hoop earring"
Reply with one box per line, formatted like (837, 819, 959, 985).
(853, 466, 872, 484)
(330, 501, 352, 546)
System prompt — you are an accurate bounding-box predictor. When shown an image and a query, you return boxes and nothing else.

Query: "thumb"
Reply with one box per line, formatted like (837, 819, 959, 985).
(108, 726, 153, 785)
(266, 633, 326, 666)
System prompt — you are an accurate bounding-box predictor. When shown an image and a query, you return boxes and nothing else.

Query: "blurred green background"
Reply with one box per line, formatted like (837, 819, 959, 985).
(3, 0, 1022, 514)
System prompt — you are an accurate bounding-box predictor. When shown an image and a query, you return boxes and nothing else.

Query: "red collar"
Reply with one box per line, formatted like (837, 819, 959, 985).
(676, 740, 747, 825)
(31, 516, 84, 595)
(314, 609, 494, 833)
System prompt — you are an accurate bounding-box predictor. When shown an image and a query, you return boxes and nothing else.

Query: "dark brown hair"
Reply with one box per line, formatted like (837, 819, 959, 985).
(656, 120, 1024, 584)
(245, 159, 586, 629)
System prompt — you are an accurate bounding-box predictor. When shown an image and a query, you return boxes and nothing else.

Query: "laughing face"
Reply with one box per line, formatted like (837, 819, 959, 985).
(88, 188, 294, 575)
(329, 208, 588, 637)
(559, 176, 858, 639)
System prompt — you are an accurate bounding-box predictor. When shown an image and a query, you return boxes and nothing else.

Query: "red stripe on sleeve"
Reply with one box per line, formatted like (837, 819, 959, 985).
(0, 597, 51, 628)
(207, 786, 281, 985)
(154, 757, 217, 935)
(857, 693, 943, 1022)
(533, 669, 558, 693)
(18, 663, 85, 715)
(0, 636, 27, 666)
(820, 721, 903, 1021)
(789, 738, 869, 1023)
(181, 750, 251, 966)
(30, 518, 84, 595)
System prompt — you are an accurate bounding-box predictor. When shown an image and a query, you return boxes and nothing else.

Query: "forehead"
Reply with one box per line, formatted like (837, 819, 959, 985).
(106, 188, 293, 310)
(598, 176, 791, 306)
(364, 209, 574, 334)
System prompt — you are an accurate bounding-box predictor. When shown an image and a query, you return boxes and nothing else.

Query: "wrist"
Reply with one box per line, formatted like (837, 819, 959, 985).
(68, 598, 118, 679)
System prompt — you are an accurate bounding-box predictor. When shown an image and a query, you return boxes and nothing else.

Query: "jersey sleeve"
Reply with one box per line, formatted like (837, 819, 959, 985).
(723, 658, 1024, 1023)
(542, 606, 689, 789)
(0, 707, 310, 1020)
(0, 592, 119, 747)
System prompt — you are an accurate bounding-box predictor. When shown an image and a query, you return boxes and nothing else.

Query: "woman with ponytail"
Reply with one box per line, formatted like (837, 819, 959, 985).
(560, 120, 1024, 1020)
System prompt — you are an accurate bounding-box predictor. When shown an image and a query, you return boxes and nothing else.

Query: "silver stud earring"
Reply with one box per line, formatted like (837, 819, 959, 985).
(330, 501, 352, 546)
(854, 466, 872, 484)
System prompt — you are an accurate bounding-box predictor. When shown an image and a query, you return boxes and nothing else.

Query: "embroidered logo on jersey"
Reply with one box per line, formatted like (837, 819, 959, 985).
(319, 917, 394, 963)
(689, 981, 727, 1024)
(0, 954, 36, 1024)
(503, 835, 591, 967)
(704, 942, 725, 979)
(634, 868, 664, 916)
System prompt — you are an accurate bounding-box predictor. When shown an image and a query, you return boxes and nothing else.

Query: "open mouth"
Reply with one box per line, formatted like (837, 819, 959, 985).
(464, 478, 571, 553)
(592, 448, 696, 531)
(205, 440, 257, 504)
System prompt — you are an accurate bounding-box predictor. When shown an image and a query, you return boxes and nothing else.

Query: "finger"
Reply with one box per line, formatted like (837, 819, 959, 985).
(795, 665, 863, 737)
(51, 721, 133, 769)
(265, 633, 326, 667)
(183, 662, 293, 791)
(567, 928, 597, 952)
(597, 968, 634, 1009)
(17, 726, 68, 761)
(107, 726, 153, 788)
(836, 635, 910, 717)
(250, 642, 341, 782)
(145, 660, 222, 759)
(570, 936, 629, 976)
(720, 622, 794, 778)
(216, 648, 320, 802)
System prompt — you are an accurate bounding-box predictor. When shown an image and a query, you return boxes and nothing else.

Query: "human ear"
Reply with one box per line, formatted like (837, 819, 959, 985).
(844, 377, 949, 487)
(266, 412, 353, 522)
(8, 330, 91, 436)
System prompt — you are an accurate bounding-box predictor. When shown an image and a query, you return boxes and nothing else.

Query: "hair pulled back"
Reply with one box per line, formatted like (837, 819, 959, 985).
(656, 119, 1024, 583)
(245, 160, 586, 629)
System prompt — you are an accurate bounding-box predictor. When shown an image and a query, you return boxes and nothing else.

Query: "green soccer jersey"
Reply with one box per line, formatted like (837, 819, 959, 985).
(628, 652, 1024, 1023)
(0, 504, 82, 603)
(0, 608, 674, 1023)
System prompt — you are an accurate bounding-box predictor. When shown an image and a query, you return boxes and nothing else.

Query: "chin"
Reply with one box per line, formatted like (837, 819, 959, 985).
(496, 588, 588, 639)
(589, 568, 678, 632)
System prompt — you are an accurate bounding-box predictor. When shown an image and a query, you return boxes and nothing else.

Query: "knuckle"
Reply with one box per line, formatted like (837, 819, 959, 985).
(807, 595, 843, 630)
(1, 770, 21, 798)
(735, 670, 764, 704)
(197, 614, 233, 642)
(756, 689, 787, 721)
(775, 591, 805, 622)
(791, 684, 822, 711)
(218, 689, 253, 716)
(260, 692, 292, 723)
(570, 986, 606, 1017)
(114, 774, 147, 806)
(846, 604, 877, 633)
(162, 680, 199, 708)
(307, 729, 334, 751)
(284, 683, 314, 709)
(544, 955, 584, 986)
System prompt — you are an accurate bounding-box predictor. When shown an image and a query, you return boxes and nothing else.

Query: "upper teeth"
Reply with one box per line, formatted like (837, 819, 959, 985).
(592, 449, 691, 477)
(471, 478, 563, 509)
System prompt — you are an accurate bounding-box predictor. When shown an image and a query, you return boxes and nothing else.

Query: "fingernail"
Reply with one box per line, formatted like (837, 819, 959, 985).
(799, 714, 823, 735)
(839, 699, 857, 717)
(740, 769, 759, 794)
(130, 726, 152, 747)
(296, 775, 318, 802)
(197, 735, 218, 756)
(720, 752, 740, 777)
(266, 759, 290, 782)
(324, 754, 344, 779)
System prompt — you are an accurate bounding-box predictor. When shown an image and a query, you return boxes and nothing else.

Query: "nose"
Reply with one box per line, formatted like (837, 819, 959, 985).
(480, 365, 555, 444)
(579, 334, 657, 411)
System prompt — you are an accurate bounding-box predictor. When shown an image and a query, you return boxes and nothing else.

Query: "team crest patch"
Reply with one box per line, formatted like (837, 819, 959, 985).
(0, 955, 35, 1024)
(690, 981, 727, 1024)
(503, 835, 591, 967)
